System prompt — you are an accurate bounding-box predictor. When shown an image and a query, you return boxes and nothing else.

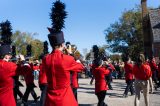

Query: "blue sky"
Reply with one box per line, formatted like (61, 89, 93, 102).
(0, 0, 159, 54)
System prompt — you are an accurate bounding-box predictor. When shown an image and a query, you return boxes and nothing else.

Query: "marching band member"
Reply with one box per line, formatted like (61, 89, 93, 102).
(0, 45, 23, 106)
(133, 53, 152, 106)
(42, 28, 84, 106)
(92, 45, 110, 106)
(41, 1, 84, 106)
(122, 55, 135, 98)
(22, 58, 40, 105)
(39, 55, 48, 106)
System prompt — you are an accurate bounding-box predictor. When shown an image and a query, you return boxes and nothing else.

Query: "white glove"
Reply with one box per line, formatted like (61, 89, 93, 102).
(19, 54, 25, 61)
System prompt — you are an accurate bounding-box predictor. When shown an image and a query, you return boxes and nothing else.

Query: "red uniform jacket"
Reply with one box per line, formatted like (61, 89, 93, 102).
(124, 62, 134, 81)
(33, 65, 40, 71)
(93, 67, 110, 94)
(158, 63, 160, 78)
(71, 72, 79, 88)
(133, 64, 152, 80)
(39, 64, 47, 84)
(108, 63, 115, 72)
(41, 50, 84, 106)
(0, 60, 17, 106)
(22, 63, 34, 85)
(149, 60, 158, 72)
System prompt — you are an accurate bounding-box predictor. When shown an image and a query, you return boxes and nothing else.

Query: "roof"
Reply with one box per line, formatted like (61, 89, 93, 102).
(149, 9, 160, 42)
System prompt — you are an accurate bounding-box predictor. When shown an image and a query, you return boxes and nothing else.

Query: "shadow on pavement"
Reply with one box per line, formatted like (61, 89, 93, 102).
(152, 90, 160, 95)
(17, 100, 40, 106)
(107, 92, 123, 98)
(79, 86, 94, 90)
(78, 90, 95, 94)
(17, 101, 96, 106)
(79, 83, 91, 86)
(79, 104, 96, 106)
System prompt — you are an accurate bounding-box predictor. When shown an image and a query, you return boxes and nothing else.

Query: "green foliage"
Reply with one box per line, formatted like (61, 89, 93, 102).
(85, 52, 91, 60)
(31, 39, 43, 59)
(12, 31, 43, 59)
(12, 31, 27, 55)
(110, 54, 121, 61)
(105, 7, 144, 60)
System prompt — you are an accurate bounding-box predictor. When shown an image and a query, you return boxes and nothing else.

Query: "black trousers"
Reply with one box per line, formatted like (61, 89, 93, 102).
(152, 71, 158, 86)
(40, 84, 47, 106)
(22, 84, 38, 102)
(118, 71, 123, 79)
(96, 90, 106, 106)
(158, 78, 160, 87)
(72, 88, 78, 101)
(124, 79, 135, 95)
(14, 86, 23, 101)
(105, 74, 113, 89)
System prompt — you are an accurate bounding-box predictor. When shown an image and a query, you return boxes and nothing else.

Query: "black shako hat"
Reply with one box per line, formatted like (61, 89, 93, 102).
(47, 28, 65, 47)
(94, 57, 103, 67)
(0, 45, 11, 56)
(48, 0, 67, 47)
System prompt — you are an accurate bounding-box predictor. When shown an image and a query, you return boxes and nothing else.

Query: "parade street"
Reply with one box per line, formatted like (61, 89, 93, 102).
(0, 1, 160, 106)
(18, 78, 160, 106)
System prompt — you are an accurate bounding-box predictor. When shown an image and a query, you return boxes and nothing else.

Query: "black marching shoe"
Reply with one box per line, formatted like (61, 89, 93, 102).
(155, 85, 158, 91)
(22, 100, 28, 106)
(122, 94, 128, 98)
(109, 87, 113, 90)
(104, 103, 108, 106)
(34, 96, 40, 102)
(131, 93, 135, 96)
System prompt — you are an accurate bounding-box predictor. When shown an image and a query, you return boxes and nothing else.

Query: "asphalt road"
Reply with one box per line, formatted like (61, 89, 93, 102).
(17, 78, 160, 106)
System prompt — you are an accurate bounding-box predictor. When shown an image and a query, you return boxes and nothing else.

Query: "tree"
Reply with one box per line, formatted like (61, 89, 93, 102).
(110, 54, 121, 62)
(12, 31, 32, 55)
(31, 39, 43, 59)
(12, 31, 43, 58)
(104, 7, 144, 60)
(85, 52, 92, 61)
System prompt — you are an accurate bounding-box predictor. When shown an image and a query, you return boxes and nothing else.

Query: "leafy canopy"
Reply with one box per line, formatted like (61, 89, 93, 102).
(104, 7, 144, 60)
